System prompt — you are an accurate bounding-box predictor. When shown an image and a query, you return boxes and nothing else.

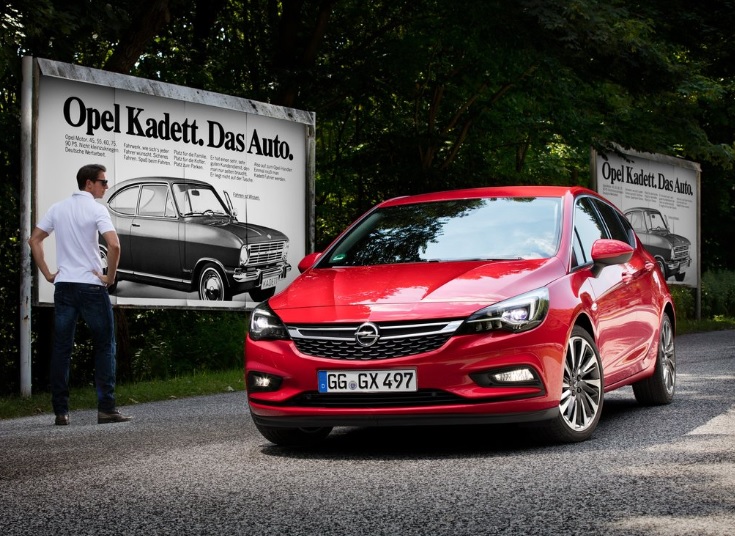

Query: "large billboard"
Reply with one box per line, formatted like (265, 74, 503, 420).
(31, 58, 315, 309)
(592, 146, 700, 288)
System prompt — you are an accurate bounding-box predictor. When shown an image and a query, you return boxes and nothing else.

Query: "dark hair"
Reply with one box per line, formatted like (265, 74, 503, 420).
(76, 164, 107, 190)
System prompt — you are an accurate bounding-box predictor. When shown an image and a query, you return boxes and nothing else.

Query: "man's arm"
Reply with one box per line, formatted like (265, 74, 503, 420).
(28, 227, 57, 283)
(100, 230, 120, 286)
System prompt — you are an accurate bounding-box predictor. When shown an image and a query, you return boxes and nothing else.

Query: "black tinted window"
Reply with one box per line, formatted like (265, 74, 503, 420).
(573, 197, 606, 265)
(592, 199, 632, 245)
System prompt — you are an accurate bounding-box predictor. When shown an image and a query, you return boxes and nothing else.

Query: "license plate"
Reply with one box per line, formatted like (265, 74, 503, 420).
(261, 274, 279, 289)
(318, 370, 417, 393)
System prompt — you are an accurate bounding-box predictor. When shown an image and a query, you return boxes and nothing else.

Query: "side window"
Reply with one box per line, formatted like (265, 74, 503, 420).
(617, 211, 637, 246)
(592, 199, 632, 245)
(164, 191, 177, 218)
(108, 186, 139, 216)
(573, 197, 606, 266)
(626, 210, 645, 232)
(138, 185, 169, 217)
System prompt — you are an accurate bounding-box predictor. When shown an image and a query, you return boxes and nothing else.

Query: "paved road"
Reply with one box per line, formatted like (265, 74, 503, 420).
(1, 330, 734, 536)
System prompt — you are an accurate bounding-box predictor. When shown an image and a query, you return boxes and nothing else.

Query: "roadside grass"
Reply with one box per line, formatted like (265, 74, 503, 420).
(2, 317, 734, 421)
(678, 316, 735, 334)
(0, 368, 244, 420)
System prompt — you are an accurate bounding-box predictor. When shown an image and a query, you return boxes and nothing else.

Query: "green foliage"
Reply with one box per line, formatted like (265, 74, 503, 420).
(669, 285, 695, 321)
(2, 0, 735, 394)
(125, 310, 246, 381)
(702, 270, 735, 318)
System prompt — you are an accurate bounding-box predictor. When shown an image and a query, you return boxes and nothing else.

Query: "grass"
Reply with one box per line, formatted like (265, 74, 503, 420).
(677, 315, 735, 334)
(2, 317, 734, 421)
(0, 368, 244, 420)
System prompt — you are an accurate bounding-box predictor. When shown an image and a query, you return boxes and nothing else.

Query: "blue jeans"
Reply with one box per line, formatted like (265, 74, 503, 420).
(51, 283, 117, 414)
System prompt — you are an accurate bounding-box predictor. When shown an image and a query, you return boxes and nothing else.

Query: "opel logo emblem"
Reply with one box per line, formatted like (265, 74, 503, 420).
(355, 322, 380, 347)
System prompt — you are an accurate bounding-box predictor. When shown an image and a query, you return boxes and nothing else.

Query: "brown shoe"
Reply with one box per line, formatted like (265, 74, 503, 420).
(97, 409, 133, 424)
(55, 414, 70, 426)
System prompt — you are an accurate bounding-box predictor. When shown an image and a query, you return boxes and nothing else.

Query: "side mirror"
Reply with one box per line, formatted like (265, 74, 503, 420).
(297, 252, 322, 273)
(591, 239, 634, 266)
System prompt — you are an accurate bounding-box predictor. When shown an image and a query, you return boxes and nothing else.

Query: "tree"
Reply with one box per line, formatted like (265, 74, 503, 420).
(1, 0, 735, 393)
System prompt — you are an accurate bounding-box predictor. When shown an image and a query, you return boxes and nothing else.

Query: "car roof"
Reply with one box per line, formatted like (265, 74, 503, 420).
(111, 176, 211, 188)
(377, 185, 597, 208)
(624, 206, 661, 212)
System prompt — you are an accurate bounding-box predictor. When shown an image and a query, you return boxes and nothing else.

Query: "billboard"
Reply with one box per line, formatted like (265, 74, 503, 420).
(31, 58, 315, 309)
(592, 146, 700, 288)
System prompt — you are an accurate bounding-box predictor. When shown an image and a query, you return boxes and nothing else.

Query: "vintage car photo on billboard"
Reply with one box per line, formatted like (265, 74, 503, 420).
(624, 207, 691, 282)
(99, 177, 290, 301)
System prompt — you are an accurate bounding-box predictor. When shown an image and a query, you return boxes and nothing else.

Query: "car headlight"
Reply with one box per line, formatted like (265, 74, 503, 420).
(249, 301, 289, 341)
(239, 245, 250, 266)
(282, 240, 290, 261)
(457, 288, 549, 334)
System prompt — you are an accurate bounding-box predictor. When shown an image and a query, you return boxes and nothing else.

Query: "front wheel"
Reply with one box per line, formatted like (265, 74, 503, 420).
(254, 423, 332, 447)
(198, 263, 231, 301)
(633, 313, 675, 405)
(536, 326, 604, 443)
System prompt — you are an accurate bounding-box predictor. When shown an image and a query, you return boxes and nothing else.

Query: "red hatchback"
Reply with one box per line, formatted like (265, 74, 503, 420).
(245, 186, 676, 446)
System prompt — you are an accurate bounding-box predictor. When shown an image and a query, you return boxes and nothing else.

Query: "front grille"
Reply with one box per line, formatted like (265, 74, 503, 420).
(673, 245, 689, 261)
(249, 241, 287, 265)
(288, 389, 464, 408)
(288, 320, 463, 360)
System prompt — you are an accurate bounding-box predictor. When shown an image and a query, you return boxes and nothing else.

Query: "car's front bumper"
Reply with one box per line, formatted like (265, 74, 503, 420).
(245, 325, 567, 426)
(249, 407, 558, 428)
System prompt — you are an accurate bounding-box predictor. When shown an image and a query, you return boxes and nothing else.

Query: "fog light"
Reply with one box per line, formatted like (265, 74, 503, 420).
(247, 371, 283, 392)
(491, 368, 535, 383)
(470, 366, 541, 388)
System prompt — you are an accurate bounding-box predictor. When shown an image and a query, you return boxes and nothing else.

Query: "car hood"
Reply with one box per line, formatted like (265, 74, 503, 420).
(650, 230, 690, 247)
(270, 258, 567, 323)
(203, 217, 288, 242)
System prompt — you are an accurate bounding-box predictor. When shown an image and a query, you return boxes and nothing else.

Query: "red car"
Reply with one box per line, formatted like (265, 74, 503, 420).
(245, 186, 676, 446)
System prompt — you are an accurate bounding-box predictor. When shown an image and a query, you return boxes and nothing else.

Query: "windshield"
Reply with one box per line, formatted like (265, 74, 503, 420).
(172, 184, 230, 216)
(321, 197, 562, 267)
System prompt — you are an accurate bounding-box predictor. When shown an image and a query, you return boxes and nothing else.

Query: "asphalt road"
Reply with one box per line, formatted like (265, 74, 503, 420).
(1, 330, 734, 536)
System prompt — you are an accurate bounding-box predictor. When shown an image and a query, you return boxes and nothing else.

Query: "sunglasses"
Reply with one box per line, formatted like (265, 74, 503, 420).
(91, 179, 109, 186)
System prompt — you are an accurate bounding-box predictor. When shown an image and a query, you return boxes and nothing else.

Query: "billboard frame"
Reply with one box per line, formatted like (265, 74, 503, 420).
(590, 144, 701, 321)
(19, 56, 317, 395)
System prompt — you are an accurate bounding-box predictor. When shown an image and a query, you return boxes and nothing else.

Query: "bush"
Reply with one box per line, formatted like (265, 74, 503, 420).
(669, 284, 695, 320)
(702, 269, 735, 318)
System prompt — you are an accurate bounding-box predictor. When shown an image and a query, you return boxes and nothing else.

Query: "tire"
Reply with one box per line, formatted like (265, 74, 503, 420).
(248, 286, 276, 302)
(537, 326, 604, 443)
(98, 245, 118, 293)
(655, 258, 668, 279)
(198, 263, 231, 301)
(633, 313, 675, 405)
(674, 273, 685, 282)
(254, 423, 332, 447)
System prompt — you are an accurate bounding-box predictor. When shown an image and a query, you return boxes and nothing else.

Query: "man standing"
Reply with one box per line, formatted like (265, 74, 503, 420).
(28, 164, 132, 425)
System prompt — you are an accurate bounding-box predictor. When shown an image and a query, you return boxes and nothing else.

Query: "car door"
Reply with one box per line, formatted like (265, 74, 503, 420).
(573, 196, 641, 385)
(129, 183, 184, 281)
(590, 198, 657, 384)
(107, 185, 139, 272)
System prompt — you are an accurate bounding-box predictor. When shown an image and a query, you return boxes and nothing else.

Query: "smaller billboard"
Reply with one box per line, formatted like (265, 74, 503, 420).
(592, 146, 700, 288)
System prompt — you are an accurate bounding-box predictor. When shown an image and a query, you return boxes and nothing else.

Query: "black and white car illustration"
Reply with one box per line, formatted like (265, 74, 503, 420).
(624, 206, 690, 282)
(99, 177, 290, 301)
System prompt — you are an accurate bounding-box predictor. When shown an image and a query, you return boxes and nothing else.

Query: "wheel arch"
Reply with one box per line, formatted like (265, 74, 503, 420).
(191, 258, 231, 292)
(572, 311, 595, 342)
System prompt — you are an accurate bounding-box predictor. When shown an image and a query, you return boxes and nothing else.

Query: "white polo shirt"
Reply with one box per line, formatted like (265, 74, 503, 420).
(36, 191, 116, 285)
